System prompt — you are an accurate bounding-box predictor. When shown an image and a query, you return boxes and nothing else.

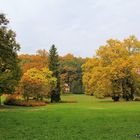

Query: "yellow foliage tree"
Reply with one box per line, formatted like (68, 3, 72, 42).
(82, 36, 140, 101)
(21, 68, 56, 101)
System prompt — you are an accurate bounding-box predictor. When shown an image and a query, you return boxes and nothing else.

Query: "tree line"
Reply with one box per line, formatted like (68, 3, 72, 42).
(1, 13, 140, 104)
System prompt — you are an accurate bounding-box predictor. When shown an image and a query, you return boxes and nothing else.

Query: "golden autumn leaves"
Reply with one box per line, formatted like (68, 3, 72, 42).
(82, 36, 140, 100)
(20, 68, 56, 100)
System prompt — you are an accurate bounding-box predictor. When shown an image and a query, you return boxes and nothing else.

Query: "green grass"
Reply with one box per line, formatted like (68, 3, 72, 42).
(0, 94, 140, 140)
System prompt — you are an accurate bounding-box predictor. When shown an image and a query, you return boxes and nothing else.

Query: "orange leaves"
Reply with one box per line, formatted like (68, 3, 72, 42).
(20, 68, 57, 99)
(19, 54, 48, 73)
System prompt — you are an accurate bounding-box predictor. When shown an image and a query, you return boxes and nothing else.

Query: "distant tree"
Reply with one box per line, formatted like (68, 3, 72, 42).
(59, 54, 85, 94)
(19, 54, 48, 73)
(71, 80, 83, 94)
(36, 49, 48, 57)
(0, 13, 21, 105)
(48, 45, 61, 102)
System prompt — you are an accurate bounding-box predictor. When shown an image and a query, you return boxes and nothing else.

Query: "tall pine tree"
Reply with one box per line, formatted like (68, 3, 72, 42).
(48, 45, 61, 102)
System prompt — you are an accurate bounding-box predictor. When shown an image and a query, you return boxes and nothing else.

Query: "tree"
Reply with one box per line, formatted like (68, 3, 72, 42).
(36, 49, 48, 57)
(59, 54, 84, 93)
(0, 13, 21, 105)
(21, 68, 56, 101)
(48, 45, 61, 102)
(82, 36, 140, 101)
(19, 54, 48, 73)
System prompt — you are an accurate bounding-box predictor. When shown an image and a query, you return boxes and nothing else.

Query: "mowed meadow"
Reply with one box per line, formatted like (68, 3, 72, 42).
(0, 94, 140, 140)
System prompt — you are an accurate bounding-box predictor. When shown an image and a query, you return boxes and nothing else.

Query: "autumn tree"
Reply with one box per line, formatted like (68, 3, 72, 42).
(82, 36, 140, 101)
(0, 13, 21, 104)
(19, 54, 48, 73)
(21, 68, 56, 101)
(48, 45, 61, 102)
(59, 54, 84, 94)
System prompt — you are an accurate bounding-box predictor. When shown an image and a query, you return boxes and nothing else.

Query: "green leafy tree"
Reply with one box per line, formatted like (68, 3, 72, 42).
(48, 45, 61, 102)
(0, 13, 21, 105)
(59, 54, 84, 93)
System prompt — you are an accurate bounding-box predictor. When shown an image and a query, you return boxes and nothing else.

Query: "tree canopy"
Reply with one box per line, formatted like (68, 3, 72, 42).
(21, 68, 56, 101)
(59, 54, 85, 94)
(82, 36, 140, 101)
(0, 13, 21, 102)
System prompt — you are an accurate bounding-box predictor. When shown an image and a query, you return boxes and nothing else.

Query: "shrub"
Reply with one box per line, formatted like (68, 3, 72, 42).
(4, 95, 46, 107)
(19, 100, 46, 107)
(135, 97, 140, 101)
(4, 95, 21, 105)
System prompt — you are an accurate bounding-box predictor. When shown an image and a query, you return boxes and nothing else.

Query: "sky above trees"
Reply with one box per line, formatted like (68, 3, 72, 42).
(0, 0, 140, 57)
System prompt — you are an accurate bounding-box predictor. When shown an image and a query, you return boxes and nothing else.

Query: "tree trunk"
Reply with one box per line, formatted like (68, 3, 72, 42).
(26, 96, 29, 102)
(51, 88, 61, 103)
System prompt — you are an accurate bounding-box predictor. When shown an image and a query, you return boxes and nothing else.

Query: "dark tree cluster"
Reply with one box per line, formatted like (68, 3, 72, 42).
(0, 13, 21, 104)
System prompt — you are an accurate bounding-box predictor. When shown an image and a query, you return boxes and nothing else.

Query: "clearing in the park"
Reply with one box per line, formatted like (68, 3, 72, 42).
(0, 94, 140, 140)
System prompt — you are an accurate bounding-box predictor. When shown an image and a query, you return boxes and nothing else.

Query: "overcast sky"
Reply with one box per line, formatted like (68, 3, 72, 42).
(0, 0, 140, 57)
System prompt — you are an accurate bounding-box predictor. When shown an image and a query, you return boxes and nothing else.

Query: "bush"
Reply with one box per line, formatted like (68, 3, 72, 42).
(4, 95, 46, 107)
(4, 95, 21, 105)
(18, 100, 46, 107)
(135, 97, 140, 101)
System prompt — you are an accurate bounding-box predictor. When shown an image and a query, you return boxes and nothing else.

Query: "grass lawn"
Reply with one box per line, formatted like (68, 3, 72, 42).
(0, 94, 140, 140)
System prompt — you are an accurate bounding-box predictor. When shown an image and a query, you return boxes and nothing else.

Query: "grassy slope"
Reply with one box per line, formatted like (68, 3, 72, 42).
(0, 95, 140, 140)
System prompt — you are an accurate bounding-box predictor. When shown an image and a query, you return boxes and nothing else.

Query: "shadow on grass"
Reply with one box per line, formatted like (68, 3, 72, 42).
(0, 105, 17, 109)
(98, 99, 138, 103)
(98, 100, 115, 103)
(60, 100, 78, 103)
(48, 100, 78, 104)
